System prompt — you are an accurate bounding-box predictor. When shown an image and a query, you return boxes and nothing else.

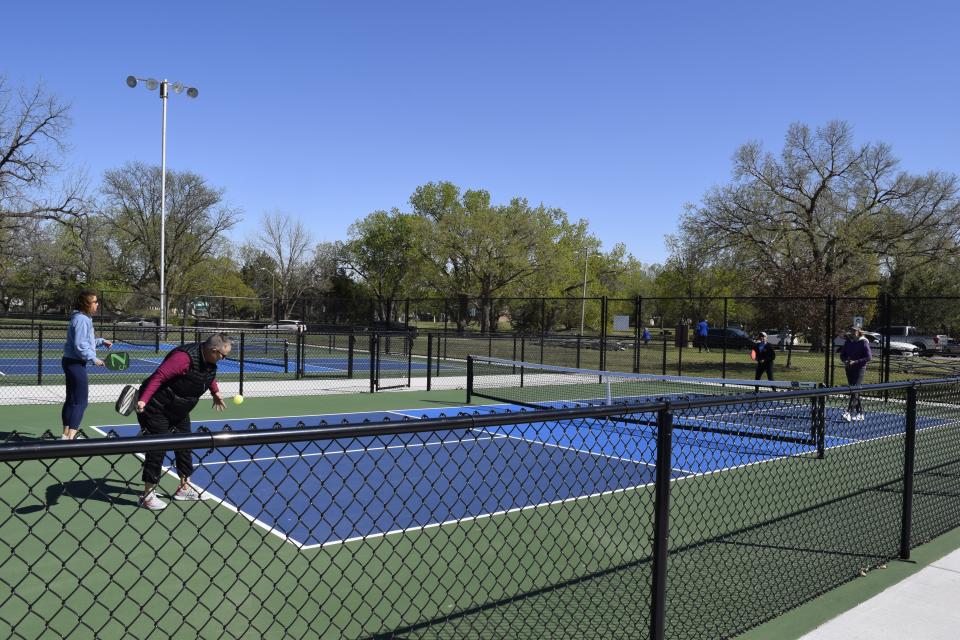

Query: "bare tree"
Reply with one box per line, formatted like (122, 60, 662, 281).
(0, 77, 87, 239)
(681, 121, 960, 296)
(99, 162, 240, 313)
(253, 211, 314, 318)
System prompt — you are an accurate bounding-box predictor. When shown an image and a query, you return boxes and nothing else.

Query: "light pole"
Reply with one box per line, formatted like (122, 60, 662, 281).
(580, 249, 591, 336)
(258, 267, 276, 324)
(126, 75, 199, 329)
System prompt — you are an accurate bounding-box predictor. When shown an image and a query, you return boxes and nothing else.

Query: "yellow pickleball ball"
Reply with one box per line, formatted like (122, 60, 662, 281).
(232, 395, 244, 405)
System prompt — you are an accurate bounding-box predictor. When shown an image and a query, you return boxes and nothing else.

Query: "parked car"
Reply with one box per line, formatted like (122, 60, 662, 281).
(764, 329, 798, 348)
(115, 317, 156, 327)
(542, 337, 625, 351)
(876, 326, 950, 354)
(942, 339, 960, 356)
(692, 327, 756, 350)
(833, 331, 919, 356)
(265, 319, 307, 333)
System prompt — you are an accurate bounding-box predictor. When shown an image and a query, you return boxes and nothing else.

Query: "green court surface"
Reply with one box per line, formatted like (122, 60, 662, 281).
(2, 389, 960, 638)
(0, 389, 467, 436)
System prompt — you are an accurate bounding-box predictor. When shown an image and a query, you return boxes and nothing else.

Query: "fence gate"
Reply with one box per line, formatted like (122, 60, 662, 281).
(373, 332, 412, 391)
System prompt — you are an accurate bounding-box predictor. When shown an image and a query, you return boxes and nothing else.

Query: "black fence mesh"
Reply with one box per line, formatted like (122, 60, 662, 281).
(4, 292, 960, 404)
(1, 378, 959, 638)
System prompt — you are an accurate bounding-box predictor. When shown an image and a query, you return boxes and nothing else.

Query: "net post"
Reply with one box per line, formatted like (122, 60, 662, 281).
(426, 333, 433, 391)
(466, 355, 473, 403)
(677, 331, 683, 377)
(37, 324, 43, 385)
(650, 405, 674, 640)
(295, 330, 303, 380)
(661, 328, 667, 376)
(369, 333, 376, 393)
(814, 394, 826, 459)
(238, 332, 245, 396)
(823, 295, 835, 387)
(634, 295, 642, 374)
(406, 334, 413, 387)
(722, 297, 729, 379)
(283, 339, 289, 373)
(900, 384, 918, 559)
(347, 332, 355, 379)
(882, 293, 892, 387)
(600, 295, 608, 371)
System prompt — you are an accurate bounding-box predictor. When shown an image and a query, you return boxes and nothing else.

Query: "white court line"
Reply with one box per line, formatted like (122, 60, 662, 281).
(94, 399, 889, 551)
(88, 424, 302, 548)
(195, 432, 509, 466)
(390, 408, 665, 468)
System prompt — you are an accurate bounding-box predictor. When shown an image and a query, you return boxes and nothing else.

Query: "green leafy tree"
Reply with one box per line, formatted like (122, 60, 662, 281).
(340, 209, 423, 322)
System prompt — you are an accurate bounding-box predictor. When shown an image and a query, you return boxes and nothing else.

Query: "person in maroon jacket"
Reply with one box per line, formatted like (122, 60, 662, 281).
(135, 333, 230, 510)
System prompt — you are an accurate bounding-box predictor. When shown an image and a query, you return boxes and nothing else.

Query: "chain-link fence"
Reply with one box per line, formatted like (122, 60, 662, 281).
(0, 377, 958, 638)
(5, 293, 960, 405)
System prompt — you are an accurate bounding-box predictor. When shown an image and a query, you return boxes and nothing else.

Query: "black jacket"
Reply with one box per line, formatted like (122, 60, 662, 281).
(139, 342, 218, 417)
(754, 342, 776, 365)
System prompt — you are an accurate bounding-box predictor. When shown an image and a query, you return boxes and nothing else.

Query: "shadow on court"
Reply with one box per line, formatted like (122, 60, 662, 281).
(14, 478, 141, 514)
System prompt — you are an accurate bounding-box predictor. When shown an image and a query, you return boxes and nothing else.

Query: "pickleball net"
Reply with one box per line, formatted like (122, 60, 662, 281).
(467, 355, 824, 447)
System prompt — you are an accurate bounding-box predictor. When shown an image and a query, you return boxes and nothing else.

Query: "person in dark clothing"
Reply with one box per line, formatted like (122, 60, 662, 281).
(754, 331, 776, 381)
(134, 333, 230, 510)
(839, 326, 872, 422)
(696, 319, 710, 352)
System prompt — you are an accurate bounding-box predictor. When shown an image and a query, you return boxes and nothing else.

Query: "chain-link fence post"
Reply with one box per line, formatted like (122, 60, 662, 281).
(650, 405, 674, 640)
(900, 384, 918, 559)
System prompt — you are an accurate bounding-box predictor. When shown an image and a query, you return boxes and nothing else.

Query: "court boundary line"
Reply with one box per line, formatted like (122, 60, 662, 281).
(91, 401, 952, 552)
(194, 432, 510, 466)
(390, 408, 664, 468)
(88, 424, 303, 549)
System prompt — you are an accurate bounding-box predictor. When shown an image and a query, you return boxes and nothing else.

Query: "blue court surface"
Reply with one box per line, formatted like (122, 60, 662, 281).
(91, 398, 954, 550)
(0, 341, 445, 377)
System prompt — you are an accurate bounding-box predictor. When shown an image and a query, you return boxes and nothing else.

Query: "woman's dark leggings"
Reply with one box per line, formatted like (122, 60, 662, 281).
(61, 358, 89, 429)
(137, 408, 194, 484)
(846, 366, 866, 414)
(754, 360, 774, 381)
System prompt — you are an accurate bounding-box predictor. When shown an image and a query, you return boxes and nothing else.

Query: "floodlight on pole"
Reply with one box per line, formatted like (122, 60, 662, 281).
(125, 75, 199, 329)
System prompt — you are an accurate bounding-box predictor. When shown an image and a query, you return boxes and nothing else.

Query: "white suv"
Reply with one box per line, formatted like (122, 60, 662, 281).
(265, 319, 307, 333)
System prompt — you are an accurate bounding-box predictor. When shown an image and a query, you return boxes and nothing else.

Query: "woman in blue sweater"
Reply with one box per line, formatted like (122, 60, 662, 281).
(62, 290, 112, 439)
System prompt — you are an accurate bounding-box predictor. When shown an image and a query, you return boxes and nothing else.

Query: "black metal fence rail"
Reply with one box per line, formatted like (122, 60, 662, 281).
(4, 309, 960, 407)
(1, 378, 959, 639)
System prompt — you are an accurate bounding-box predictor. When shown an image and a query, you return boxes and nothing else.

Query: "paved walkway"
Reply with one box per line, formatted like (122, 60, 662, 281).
(801, 547, 960, 639)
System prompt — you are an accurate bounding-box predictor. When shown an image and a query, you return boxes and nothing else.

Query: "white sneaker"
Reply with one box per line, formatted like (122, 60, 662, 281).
(172, 485, 201, 501)
(842, 411, 852, 422)
(854, 413, 866, 422)
(139, 491, 167, 510)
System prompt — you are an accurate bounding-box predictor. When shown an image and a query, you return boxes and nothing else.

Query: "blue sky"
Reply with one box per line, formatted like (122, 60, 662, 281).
(5, 1, 958, 265)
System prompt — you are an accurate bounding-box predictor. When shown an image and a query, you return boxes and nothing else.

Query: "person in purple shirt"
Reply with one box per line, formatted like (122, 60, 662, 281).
(61, 290, 112, 439)
(839, 326, 872, 422)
